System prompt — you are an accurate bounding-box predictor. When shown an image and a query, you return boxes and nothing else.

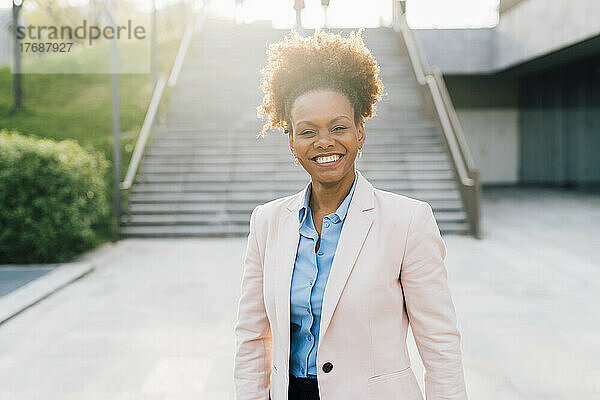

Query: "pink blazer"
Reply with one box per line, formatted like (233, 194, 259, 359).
(234, 170, 468, 400)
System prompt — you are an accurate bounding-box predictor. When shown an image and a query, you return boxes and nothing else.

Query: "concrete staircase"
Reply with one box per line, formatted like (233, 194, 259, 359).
(121, 20, 469, 237)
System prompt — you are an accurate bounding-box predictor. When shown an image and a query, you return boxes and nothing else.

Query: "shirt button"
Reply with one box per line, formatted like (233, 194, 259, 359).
(306, 308, 310, 313)
(324, 222, 330, 228)
(307, 335, 312, 341)
(317, 251, 323, 256)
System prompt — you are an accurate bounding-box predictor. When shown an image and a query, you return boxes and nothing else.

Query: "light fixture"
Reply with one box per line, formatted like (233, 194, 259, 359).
(13, 0, 24, 6)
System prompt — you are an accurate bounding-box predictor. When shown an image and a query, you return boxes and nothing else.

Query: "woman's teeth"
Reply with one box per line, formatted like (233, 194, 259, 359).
(315, 154, 341, 164)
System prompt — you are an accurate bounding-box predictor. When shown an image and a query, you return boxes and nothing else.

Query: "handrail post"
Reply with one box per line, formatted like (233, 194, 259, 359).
(392, 0, 405, 29)
(108, 0, 121, 241)
(469, 169, 482, 238)
(12, 2, 24, 112)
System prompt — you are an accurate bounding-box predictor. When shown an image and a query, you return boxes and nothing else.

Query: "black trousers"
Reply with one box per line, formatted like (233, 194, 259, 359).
(288, 373, 320, 400)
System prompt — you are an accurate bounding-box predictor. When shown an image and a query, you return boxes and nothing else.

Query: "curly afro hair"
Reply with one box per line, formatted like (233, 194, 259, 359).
(256, 28, 384, 138)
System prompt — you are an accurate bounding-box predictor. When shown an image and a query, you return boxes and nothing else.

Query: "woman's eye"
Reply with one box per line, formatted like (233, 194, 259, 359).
(332, 126, 347, 132)
(300, 130, 315, 135)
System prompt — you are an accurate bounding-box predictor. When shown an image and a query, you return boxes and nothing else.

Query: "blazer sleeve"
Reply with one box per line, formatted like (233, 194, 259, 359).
(400, 201, 468, 400)
(234, 204, 273, 400)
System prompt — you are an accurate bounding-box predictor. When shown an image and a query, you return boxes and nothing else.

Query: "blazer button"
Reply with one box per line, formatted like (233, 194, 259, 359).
(322, 362, 333, 373)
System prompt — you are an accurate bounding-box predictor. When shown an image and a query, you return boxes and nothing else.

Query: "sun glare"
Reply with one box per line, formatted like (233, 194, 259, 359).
(407, 0, 500, 28)
(0, 0, 500, 29)
(204, 0, 499, 29)
(205, 0, 392, 29)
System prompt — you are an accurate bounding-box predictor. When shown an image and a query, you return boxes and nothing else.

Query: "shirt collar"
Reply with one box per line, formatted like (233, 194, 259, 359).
(298, 171, 358, 226)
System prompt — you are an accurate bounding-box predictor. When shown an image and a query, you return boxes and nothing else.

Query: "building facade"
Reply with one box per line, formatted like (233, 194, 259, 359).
(414, 0, 600, 187)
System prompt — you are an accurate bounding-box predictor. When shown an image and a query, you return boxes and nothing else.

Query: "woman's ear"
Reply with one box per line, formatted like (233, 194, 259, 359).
(286, 119, 295, 147)
(288, 130, 295, 156)
(357, 118, 366, 146)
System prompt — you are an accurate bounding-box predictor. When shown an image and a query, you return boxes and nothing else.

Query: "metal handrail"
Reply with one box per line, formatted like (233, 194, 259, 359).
(120, 77, 166, 190)
(425, 75, 473, 187)
(168, 23, 197, 88)
(431, 66, 477, 172)
(392, 1, 481, 238)
(120, 11, 204, 191)
(397, 18, 427, 85)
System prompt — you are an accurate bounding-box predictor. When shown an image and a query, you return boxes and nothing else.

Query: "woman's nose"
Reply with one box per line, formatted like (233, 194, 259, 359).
(313, 129, 335, 147)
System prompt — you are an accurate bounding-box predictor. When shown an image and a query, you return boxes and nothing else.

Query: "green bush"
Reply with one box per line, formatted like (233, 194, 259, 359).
(0, 130, 109, 263)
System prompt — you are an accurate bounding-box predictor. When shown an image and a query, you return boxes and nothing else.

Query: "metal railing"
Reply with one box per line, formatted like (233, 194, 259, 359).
(120, 77, 167, 191)
(392, 0, 482, 238)
(120, 10, 204, 192)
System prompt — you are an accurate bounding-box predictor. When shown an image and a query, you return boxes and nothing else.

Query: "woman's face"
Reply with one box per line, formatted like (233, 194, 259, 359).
(288, 89, 365, 186)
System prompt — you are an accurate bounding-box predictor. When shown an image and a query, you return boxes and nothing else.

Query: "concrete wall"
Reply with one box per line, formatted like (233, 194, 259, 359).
(413, 0, 600, 74)
(495, 0, 600, 70)
(519, 53, 600, 185)
(414, 29, 494, 74)
(443, 75, 520, 185)
(455, 109, 519, 184)
(440, 54, 600, 186)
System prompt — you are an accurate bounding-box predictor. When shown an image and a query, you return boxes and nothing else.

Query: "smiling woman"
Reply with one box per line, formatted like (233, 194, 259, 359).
(235, 29, 468, 400)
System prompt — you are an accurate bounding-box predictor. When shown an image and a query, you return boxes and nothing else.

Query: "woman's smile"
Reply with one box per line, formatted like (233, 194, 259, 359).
(312, 153, 344, 166)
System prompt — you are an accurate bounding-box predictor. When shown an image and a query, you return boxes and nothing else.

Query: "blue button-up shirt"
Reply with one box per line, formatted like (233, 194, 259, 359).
(289, 171, 358, 378)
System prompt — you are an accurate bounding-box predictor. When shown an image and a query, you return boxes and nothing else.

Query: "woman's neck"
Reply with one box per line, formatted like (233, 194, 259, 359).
(309, 170, 355, 214)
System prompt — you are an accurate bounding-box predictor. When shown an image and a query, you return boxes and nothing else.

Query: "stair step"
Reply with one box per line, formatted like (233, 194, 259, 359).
(122, 210, 466, 226)
(140, 154, 450, 165)
(436, 222, 471, 234)
(165, 109, 428, 119)
(136, 170, 454, 180)
(162, 117, 431, 128)
(152, 130, 441, 141)
(127, 199, 464, 214)
(120, 221, 469, 238)
(144, 144, 446, 157)
(129, 180, 459, 194)
(153, 124, 439, 135)
(120, 224, 249, 237)
(138, 162, 452, 175)
(148, 137, 439, 146)
(127, 190, 461, 203)
(149, 136, 441, 147)
(133, 180, 458, 192)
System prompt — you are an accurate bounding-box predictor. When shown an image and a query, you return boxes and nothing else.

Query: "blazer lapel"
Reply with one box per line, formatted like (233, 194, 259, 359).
(318, 170, 374, 344)
(274, 170, 375, 360)
(274, 180, 309, 356)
